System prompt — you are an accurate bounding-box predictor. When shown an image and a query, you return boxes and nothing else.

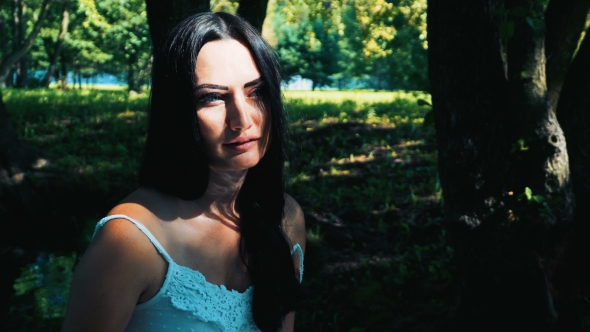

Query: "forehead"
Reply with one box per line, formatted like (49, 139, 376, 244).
(195, 39, 260, 84)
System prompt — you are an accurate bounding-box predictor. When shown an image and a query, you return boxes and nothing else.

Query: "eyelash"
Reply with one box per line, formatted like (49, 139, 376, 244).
(196, 86, 265, 106)
(196, 93, 221, 105)
(250, 86, 265, 98)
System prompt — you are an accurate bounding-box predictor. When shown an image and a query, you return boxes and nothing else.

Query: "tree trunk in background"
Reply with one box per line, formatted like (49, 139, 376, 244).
(0, 12, 6, 85)
(58, 52, 67, 89)
(0, 0, 52, 87)
(12, 0, 23, 87)
(16, 57, 27, 87)
(145, 0, 210, 53)
(13, 0, 28, 87)
(41, 0, 69, 88)
(236, 0, 269, 32)
(428, 0, 575, 330)
(127, 51, 139, 92)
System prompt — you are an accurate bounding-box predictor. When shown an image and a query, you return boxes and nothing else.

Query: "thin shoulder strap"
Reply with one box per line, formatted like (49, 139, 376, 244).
(290, 243, 304, 283)
(94, 214, 174, 264)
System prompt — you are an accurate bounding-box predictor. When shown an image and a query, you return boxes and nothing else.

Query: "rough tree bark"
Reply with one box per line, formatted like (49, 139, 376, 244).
(236, 0, 268, 32)
(40, 0, 69, 88)
(428, 0, 580, 330)
(0, 0, 52, 87)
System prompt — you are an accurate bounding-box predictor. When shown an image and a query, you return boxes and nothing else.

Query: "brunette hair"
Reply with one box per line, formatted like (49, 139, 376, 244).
(138, 12, 301, 331)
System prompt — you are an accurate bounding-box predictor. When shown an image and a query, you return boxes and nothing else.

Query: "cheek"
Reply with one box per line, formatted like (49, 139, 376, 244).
(197, 112, 224, 144)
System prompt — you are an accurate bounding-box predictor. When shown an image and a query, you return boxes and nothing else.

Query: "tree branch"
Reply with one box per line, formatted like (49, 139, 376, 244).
(41, 0, 69, 88)
(545, 0, 590, 110)
(0, 0, 52, 83)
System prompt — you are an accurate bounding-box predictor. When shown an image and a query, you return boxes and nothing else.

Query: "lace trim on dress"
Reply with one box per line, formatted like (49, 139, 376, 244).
(94, 214, 304, 331)
(165, 263, 259, 332)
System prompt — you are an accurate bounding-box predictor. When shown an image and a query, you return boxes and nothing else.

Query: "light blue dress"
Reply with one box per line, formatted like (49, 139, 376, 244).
(94, 214, 304, 332)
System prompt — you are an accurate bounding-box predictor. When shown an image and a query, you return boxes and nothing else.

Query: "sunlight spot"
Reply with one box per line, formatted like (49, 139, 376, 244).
(32, 158, 50, 169)
(117, 110, 137, 118)
(397, 140, 424, 148)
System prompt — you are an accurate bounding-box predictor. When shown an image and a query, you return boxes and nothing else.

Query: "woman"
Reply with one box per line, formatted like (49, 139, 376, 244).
(61, 12, 305, 332)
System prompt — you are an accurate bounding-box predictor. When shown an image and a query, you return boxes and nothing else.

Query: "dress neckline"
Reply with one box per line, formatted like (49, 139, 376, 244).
(170, 260, 254, 295)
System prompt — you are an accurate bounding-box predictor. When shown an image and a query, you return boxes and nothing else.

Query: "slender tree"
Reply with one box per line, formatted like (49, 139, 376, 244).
(0, 0, 52, 86)
(40, 0, 69, 88)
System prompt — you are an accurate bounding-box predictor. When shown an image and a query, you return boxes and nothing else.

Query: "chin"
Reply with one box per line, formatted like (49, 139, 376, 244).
(214, 155, 263, 172)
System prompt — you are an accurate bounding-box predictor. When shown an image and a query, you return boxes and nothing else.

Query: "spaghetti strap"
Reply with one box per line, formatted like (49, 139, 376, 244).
(94, 214, 174, 264)
(290, 243, 304, 283)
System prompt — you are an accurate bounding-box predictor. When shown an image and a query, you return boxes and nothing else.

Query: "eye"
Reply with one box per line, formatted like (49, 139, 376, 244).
(196, 93, 222, 106)
(249, 85, 266, 99)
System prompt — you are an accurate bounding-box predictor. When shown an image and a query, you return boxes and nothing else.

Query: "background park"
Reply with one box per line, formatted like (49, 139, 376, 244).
(1, 0, 590, 331)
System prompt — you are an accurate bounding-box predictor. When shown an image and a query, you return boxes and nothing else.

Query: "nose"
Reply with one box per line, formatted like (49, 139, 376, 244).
(227, 93, 253, 132)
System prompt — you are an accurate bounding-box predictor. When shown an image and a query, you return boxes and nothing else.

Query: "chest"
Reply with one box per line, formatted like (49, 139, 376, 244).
(159, 220, 251, 292)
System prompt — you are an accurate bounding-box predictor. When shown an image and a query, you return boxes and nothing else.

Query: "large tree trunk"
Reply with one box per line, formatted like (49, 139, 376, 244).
(40, 0, 69, 88)
(0, 0, 52, 87)
(554, 27, 590, 331)
(144, 0, 209, 53)
(236, 0, 268, 32)
(428, 0, 574, 330)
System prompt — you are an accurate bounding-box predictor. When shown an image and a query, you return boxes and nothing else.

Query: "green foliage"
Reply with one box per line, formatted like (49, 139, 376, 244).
(2, 0, 150, 88)
(13, 254, 77, 319)
(519, 187, 544, 204)
(275, 0, 429, 90)
(4, 88, 451, 331)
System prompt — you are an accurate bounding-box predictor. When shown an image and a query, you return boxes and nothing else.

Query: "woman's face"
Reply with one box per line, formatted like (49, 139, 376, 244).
(194, 39, 269, 172)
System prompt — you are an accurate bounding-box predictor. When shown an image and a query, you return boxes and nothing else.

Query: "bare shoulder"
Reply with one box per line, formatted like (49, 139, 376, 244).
(283, 194, 306, 252)
(61, 188, 167, 331)
(108, 187, 161, 221)
(62, 205, 160, 330)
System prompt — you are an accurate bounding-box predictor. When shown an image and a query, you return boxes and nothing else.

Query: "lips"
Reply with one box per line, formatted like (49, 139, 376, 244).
(223, 136, 259, 151)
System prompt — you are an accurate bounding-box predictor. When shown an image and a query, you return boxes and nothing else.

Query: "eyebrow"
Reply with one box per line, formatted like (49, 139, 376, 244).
(195, 77, 264, 91)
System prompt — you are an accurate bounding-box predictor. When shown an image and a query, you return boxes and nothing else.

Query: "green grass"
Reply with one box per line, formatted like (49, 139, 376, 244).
(2, 88, 452, 331)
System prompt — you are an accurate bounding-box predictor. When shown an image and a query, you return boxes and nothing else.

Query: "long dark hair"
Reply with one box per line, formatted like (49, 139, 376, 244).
(138, 12, 302, 331)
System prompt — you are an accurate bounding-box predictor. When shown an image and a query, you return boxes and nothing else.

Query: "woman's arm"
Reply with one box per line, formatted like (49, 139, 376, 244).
(280, 194, 306, 332)
(61, 218, 164, 332)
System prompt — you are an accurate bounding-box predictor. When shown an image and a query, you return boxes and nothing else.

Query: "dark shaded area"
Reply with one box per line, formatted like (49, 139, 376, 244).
(428, 0, 584, 331)
(553, 15, 590, 331)
(0, 90, 146, 330)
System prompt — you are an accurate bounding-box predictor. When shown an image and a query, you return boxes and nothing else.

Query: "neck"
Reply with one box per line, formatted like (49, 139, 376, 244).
(197, 168, 247, 225)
